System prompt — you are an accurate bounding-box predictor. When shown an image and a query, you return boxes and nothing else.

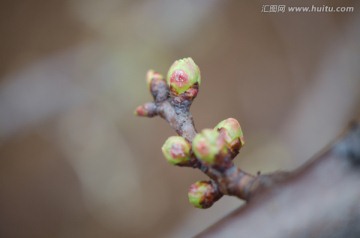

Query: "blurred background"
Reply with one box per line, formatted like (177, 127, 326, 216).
(0, 0, 360, 237)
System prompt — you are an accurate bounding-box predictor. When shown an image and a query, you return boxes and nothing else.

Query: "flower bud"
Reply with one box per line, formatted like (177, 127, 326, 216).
(215, 118, 245, 150)
(166, 57, 201, 96)
(192, 129, 226, 165)
(134, 102, 157, 117)
(145, 70, 168, 101)
(162, 136, 191, 165)
(215, 118, 245, 151)
(146, 70, 164, 89)
(188, 181, 219, 209)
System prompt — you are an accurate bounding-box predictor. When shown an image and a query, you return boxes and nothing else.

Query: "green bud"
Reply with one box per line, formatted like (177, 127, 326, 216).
(166, 57, 201, 95)
(161, 136, 191, 165)
(188, 181, 216, 209)
(215, 118, 245, 149)
(192, 129, 225, 164)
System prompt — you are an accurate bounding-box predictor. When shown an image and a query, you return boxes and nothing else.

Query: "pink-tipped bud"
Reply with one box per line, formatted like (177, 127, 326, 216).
(167, 57, 201, 96)
(192, 129, 226, 165)
(134, 102, 157, 117)
(215, 118, 245, 151)
(161, 136, 191, 165)
(188, 181, 220, 209)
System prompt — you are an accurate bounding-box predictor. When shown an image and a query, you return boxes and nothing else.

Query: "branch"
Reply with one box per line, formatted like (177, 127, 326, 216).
(196, 121, 360, 237)
(135, 58, 288, 208)
(136, 58, 360, 236)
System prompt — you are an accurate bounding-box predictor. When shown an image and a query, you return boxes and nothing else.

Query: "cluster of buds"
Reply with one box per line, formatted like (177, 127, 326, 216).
(136, 57, 253, 209)
(162, 118, 245, 208)
(162, 118, 244, 166)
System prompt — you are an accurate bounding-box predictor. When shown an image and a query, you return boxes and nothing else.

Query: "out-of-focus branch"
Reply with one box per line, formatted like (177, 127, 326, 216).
(196, 121, 360, 238)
